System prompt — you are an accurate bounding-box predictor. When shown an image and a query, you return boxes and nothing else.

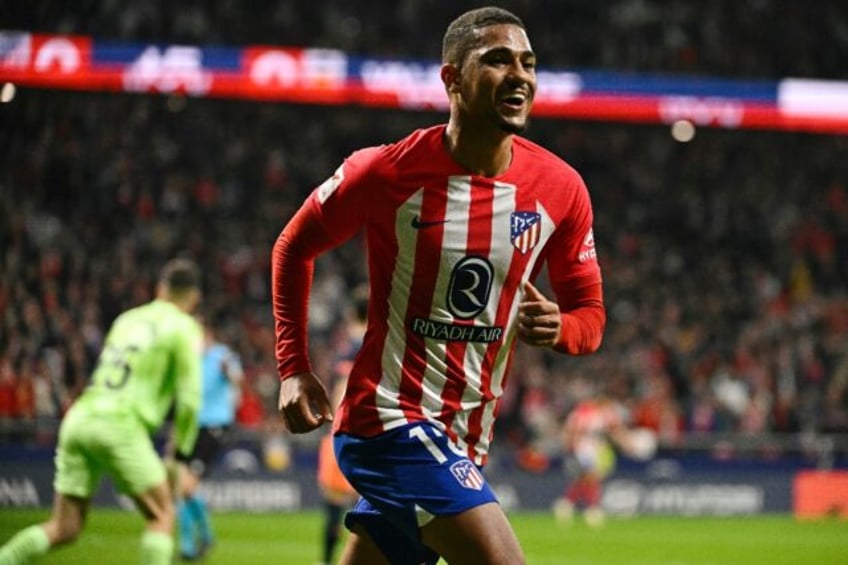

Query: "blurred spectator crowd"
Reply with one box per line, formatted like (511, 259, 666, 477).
(1, 1, 847, 457)
(9, 0, 848, 80)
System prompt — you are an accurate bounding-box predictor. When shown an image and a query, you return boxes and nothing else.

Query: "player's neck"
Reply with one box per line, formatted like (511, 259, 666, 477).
(443, 123, 513, 178)
(157, 289, 198, 314)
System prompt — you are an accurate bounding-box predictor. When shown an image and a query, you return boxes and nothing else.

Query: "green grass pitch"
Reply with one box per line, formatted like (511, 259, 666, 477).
(1, 509, 846, 564)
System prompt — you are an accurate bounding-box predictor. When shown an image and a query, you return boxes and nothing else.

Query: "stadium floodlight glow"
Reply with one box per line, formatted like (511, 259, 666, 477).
(0, 82, 15, 103)
(671, 119, 696, 142)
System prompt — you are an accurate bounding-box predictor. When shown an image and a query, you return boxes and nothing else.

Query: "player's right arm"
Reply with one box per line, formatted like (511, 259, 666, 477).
(277, 372, 333, 433)
(271, 150, 378, 433)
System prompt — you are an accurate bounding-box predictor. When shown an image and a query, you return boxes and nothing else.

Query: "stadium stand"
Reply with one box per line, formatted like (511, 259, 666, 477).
(1, 2, 847, 465)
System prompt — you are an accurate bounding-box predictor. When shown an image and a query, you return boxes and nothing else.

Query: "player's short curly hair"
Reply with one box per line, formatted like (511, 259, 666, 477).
(441, 6, 525, 66)
(159, 257, 201, 294)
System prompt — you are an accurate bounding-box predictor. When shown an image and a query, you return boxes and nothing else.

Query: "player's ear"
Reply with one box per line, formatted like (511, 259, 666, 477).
(441, 64, 461, 94)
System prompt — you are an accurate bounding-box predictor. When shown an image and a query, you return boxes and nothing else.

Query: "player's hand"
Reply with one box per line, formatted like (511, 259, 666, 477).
(277, 372, 333, 434)
(517, 280, 561, 347)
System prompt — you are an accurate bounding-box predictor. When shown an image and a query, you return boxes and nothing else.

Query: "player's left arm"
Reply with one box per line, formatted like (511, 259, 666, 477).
(518, 177, 605, 354)
(517, 278, 604, 353)
(172, 319, 203, 458)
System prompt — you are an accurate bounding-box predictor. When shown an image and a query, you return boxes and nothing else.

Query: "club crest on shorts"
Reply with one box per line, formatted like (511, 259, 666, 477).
(450, 460, 485, 491)
(510, 211, 541, 254)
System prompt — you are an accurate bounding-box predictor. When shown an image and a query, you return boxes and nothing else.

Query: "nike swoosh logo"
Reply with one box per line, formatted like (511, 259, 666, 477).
(411, 215, 449, 229)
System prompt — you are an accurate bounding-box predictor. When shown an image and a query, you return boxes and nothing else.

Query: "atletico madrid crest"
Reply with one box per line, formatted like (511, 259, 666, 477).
(450, 460, 485, 491)
(510, 211, 541, 254)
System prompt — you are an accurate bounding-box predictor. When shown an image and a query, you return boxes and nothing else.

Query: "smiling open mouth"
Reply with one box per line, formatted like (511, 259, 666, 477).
(500, 93, 527, 109)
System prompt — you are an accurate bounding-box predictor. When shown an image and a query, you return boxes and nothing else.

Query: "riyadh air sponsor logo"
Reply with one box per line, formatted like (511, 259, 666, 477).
(411, 317, 503, 343)
(450, 460, 485, 491)
(510, 211, 541, 254)
(578, 228, 596, 263)
(447, 256, 493, 319)
(411, 215, 449, 229)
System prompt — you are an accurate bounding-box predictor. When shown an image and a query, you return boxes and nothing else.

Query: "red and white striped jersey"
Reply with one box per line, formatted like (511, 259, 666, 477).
(300, 125, 600, 465)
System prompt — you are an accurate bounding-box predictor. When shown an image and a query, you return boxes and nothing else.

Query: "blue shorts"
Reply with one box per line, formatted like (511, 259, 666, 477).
(334, 422, 498, 565)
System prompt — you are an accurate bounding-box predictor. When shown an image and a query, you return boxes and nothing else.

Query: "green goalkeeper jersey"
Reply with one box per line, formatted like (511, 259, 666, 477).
(74, 299, 203, 457)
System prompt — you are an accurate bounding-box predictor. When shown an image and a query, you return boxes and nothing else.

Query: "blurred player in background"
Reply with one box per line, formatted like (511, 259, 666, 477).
(0, 258, 203, 565)
(316, 420, 358, 565)
(273, 6, 605, 564)
(176, 317, 243, 561)
(553, 389, 657, 527)
(316, 286, 367, 565)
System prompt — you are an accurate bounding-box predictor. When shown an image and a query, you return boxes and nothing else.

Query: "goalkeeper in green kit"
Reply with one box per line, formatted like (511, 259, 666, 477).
(0, 258, 204, 565)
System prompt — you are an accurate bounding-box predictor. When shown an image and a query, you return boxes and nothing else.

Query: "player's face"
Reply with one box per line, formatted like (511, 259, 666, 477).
(458, 24, 536, 134)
